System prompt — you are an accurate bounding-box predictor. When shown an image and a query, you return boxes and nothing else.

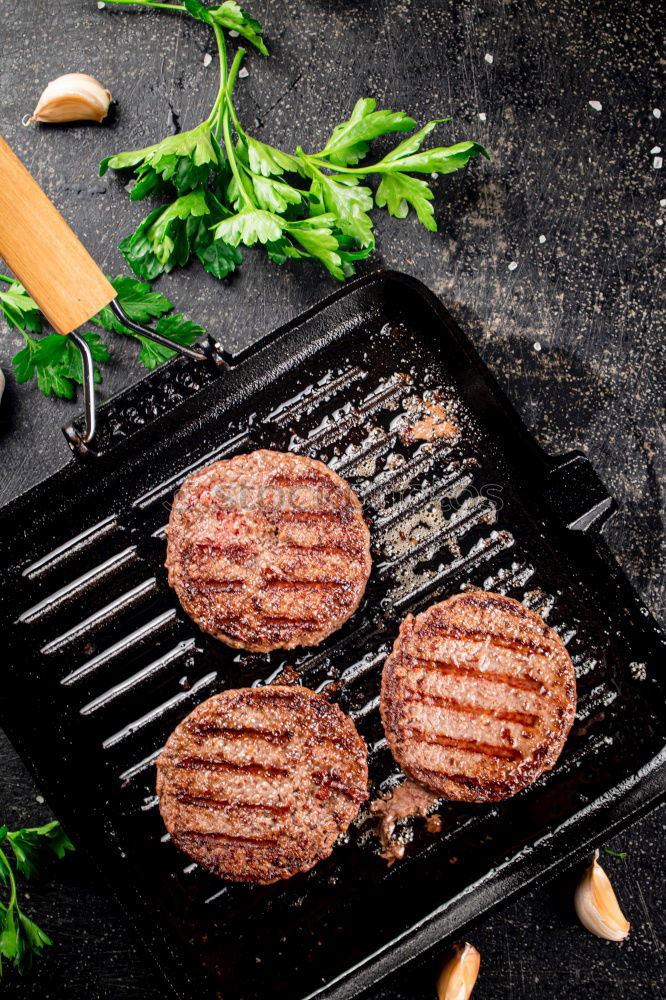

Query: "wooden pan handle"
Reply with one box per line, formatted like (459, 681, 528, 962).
(0, 135, 116, 335)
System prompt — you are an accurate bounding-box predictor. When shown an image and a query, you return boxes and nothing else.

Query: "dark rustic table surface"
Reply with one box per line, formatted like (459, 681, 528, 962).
(0, 0, 664, 997)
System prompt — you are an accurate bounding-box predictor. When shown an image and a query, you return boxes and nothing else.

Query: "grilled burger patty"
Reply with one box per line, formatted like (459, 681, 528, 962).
(380, 592, 577, 802)
(156, 686, 368, 883)
(165, 450, 372, 651)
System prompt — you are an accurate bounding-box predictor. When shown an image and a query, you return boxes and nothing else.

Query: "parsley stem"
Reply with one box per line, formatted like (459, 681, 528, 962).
(207, 24, 229, 133)
(0, 274, 12, 284)
(219, 47, 255, 207)
(305, 155, 371, 175)
(102, 1, 186, 11)
(0, 845, 17, 911)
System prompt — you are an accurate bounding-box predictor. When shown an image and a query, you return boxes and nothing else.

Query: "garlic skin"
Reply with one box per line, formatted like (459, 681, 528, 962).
(29, 74, 112, 124)
(574, 850, 630, 941)
(437, 942, 480, 1000)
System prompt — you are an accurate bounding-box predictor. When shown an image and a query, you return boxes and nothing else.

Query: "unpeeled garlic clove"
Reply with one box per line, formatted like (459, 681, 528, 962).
(437, 942, 480, 1000)
(574, 850, 630, 941)
(28, 73, 112, 124)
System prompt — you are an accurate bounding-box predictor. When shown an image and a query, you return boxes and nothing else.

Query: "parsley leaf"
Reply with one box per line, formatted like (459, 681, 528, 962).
(214, 206, 285, 245)
(375, 172, 436, 230)
(119, 189, 210, 278)
(93, 274, 209, 368)
(100, 123, 219, 196)
(244, 136, 304, 177)
(12, 333, 109, 399)
(0, 820, 73, 980)
(134, 312, 206, 369)
(318, 98, 417, 166)
(377, 138, 490, 175)
(208, 2, 268, 56)
(306, 170, 375, 247)
(96, 275, 173, 333)
(0, 280, 41, 334)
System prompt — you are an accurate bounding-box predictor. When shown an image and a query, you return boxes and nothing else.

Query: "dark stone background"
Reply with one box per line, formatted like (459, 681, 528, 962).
(0, 0, 663, 997)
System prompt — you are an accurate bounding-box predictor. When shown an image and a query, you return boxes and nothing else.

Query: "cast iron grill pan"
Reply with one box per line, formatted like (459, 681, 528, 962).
(1, 272, 664, 1000)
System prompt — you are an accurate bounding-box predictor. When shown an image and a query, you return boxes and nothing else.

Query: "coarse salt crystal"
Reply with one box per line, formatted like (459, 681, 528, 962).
(229, 29, 239, 37)
(657, 219, 664, 226)
(478, 112, 487, 122)
(203, 53, 212, 67)
(533, 342, 542, 352)
(485, 53, 494, 64)
(97, 1, 105, 8)
(588, 100, 602, 112)
(36, 795, 44, 803)
(431, 172, 438, 179)
(239, 67, 249, 78)
(508, 261, 518, 271)
(654, 156, 663, 169)
(650, 146, 661, 154)
(538, 234, 546, 243)
(653, 108, 662, 118)
(660, 199, 666, 207)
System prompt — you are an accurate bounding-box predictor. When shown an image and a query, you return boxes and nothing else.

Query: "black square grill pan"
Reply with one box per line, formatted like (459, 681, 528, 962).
(1, 270, 664, 1000)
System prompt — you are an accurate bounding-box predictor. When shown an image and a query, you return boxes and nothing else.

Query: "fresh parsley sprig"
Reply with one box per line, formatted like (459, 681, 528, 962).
(99, 0, 489, 282)
(1, 272, 207, 396)
(0, 820, 74, 979)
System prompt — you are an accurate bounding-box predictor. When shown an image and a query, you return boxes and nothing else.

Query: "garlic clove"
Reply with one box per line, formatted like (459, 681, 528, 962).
(574, 850, 630, 941)
(437, 942, 480, 1000)
(29, 73, 112, 124)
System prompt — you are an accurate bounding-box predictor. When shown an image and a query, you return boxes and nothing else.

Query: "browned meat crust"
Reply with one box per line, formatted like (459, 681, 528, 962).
(156, 686, 368, 883)
(380, 591, 577, 802)
(165, 450, 372, 651)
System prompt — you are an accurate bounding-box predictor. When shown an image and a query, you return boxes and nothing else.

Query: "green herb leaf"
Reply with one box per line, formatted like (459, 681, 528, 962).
(603, 848, 627, 859)
(101, 123, 219, 195)
(208, 1, 268, 56)
(134, 313, 205, 369)
(214, 206, 284, 246)
(119, 190, 210, 278)
(375, 172, 436, 230)
(285, 216, 345, 279)
(319, 99, 417, 166)
(308, 173, 374, 247)
(377, 139, 489, 174)
(245, 136, 304, 177)
(96, 275, 173, 334)
(12, 333, 108, 399)
(0, 820, 72, 980)
(8, 823, 74, 880)
(0, 281, 41, 335)
(250, 173, 304, 213)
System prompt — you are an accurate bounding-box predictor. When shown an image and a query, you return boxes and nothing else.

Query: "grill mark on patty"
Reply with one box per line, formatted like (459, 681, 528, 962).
(404, 728, 524, 761)
(178, 831, 281, 847)
(276, 541, 365, 558)
(270, 509, 354, 525)
(174, 792, 292, 815)
(266, 473, 341, 490)
(186, 723, 294, 745)
(260, 578, 352, 591)
(186, 579, 246, 595)
(400, 690, 539, 729)
(423, 625, 553, 658)
(185, 541, 255, 562)
(411, 656, 544, 694)
(168, 756, 290, 778)
(212, 615, 322, 632)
